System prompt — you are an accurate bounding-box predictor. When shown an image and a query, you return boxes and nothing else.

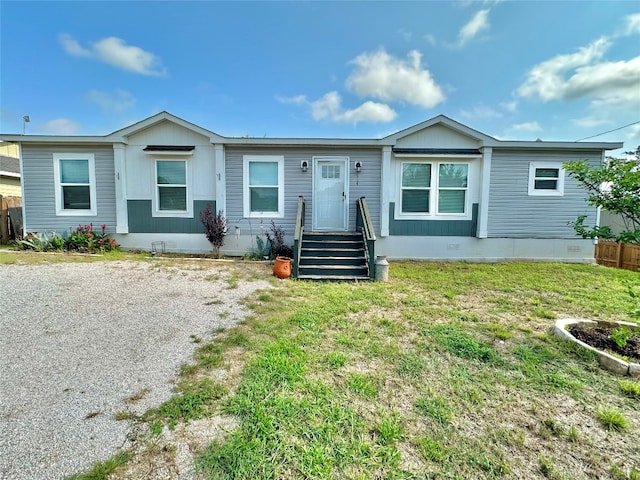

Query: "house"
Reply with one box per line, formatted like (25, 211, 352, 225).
(0, 142, 21, 197)
(1, 112, 622, 276)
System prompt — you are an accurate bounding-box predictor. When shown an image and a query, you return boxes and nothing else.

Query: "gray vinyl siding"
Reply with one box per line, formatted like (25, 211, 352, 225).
(225, 147, 381, 243)
(22, 145, 116, 234)
(487, 149, 601, 238)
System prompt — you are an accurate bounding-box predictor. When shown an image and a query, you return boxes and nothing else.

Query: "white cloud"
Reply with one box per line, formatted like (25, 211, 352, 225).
(310, 92, 397, 124)
(510, 121, 542, 132)
(460, 105, 502, 119)
(276, 94, 307, 106)
(346, 49, 445, 108)
(40, 118, 79, 134)
(627, 123, 640, 140)
(624, 12, 640, 35)
(516, 37, 612, 101)
(59, 33, 91, 57)
(456, 9, 490, 47)
(398, 28, 413, 42)
(86, 89, 136, 113)
(424, 34, 437, 46)
(573, 116, 610, 128)
(59, 33, 166, 76)
(500, 100, 518, 112)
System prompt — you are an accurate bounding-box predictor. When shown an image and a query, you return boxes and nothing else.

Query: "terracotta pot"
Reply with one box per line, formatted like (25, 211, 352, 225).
(273, 256, 292, 279)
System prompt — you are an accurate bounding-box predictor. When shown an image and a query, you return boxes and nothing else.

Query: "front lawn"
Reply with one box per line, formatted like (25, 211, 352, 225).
(84, 260, 640, 479)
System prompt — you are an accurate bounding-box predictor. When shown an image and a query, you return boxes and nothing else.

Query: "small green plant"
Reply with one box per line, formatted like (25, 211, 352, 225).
(65, 450, 132, 479)
(610, 327, 632, 349)
(596, 406, 628, 432)
(618, 380, 640, 400)
(200, 205, 227, 258)
(18, 232, 65, 251)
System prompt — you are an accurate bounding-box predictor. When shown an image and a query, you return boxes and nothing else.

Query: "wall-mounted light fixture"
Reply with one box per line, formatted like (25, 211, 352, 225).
(301, 160, 309, 172)
(355, 161, 362, 173)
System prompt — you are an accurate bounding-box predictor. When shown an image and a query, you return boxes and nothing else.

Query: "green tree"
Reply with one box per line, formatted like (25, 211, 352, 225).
(564, 146, 640, 244)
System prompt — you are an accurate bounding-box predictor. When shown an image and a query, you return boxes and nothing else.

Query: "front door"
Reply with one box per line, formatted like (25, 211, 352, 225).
(313, 157, 348, 231)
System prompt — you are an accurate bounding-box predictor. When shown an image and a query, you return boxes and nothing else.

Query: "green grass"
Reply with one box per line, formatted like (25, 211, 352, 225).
(596, 406, 629, 432)
(64, 451, 132, 480)
(34, 257, 637, 478)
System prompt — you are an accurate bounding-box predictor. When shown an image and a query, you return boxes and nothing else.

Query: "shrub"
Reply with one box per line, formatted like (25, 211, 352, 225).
(200, 205, 227, 258)
(66, 224, 119, 253)
(18, 232, 64, 252)
(264, 220, 293, 259)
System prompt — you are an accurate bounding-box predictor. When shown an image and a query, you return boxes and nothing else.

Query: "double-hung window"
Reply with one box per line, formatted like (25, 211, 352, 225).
(243, 155, 284, 217)
(401, 163, 432, 213)
(53, 153, 97, 216)
(437, 163, 468, 214)
(400, 161, 469, 215)
(156, 160, 187, 212)
(528, 162, 564, 196)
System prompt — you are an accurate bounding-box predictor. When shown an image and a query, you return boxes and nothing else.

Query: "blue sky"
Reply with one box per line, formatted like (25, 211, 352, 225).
(1, 1, 639, 151)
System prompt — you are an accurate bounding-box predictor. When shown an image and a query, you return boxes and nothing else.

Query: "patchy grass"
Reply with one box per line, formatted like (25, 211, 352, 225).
(63, 260, 639, 479)
(64, 450, 132, 480)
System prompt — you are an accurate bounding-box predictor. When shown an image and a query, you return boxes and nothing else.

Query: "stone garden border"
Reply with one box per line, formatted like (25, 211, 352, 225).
(554, 318, 640, 378)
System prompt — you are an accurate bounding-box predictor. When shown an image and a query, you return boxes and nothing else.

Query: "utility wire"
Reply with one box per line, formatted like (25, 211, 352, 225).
(575, 120, 640, 141)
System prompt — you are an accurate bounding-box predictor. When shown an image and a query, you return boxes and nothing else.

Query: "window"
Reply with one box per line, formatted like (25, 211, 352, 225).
(53, 153, 96, 216)
(528, 162, 564, 196)
(156, 160, 187, 211)
(400, 161, 469, 216)
(401, 163, 431, 213)
(438, 163, 468, 214)
(243, 155, 284, 217)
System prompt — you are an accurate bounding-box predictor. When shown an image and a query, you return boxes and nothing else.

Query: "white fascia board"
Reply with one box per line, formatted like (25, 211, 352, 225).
(0, 171, 20, 178)
(223, 137, 378, 147)
(0, 135, 121, 144)
(393, 153, 482, 159)
(487, 141, 623, 150)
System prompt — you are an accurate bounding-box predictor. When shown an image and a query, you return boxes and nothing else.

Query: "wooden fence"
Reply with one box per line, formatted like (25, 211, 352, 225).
(595, 240, 640, 272)
(0, 195, 22, 244)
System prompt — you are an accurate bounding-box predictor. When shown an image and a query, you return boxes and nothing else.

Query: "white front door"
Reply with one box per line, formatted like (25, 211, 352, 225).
(313, 157, 348, 231)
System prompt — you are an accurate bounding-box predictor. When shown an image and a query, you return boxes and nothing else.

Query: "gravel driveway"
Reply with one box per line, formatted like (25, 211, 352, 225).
(0, 259, 269, 480)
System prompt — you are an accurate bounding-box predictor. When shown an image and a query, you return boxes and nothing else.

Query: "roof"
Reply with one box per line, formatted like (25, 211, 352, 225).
(0, 155, 20, 177)
(0, 111, 624, 151)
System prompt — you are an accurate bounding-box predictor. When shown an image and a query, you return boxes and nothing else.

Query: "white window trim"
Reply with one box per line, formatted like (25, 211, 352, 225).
(397, 160, 471, 220)
(528, 162, 565, 196)
(152, 159, 193, 218)
(53, 153, 97, 216)
(243, 155, 285, 218)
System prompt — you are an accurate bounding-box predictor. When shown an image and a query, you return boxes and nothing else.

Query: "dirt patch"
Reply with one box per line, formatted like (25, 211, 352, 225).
(568, 324, 640, 362)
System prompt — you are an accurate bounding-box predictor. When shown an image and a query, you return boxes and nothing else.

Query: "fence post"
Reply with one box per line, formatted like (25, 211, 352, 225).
(0, 195, 8, 245)
(616, 242, 623, 268)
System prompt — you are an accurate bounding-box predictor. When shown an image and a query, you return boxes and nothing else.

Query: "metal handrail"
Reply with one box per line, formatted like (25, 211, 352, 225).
(293, 196, 305, 278)
(356, 196, 376, 280)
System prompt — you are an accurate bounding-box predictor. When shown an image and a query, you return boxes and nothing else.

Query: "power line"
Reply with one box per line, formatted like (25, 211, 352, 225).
(575, 120, 640, 141)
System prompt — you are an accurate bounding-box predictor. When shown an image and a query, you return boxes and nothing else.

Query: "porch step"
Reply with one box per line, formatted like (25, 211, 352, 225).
(297, 231, 370, 281)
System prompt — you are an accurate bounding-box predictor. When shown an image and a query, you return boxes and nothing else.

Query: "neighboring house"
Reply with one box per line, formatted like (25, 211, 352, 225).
(0, 112, 622, 264)
(0, 142, 22, 197)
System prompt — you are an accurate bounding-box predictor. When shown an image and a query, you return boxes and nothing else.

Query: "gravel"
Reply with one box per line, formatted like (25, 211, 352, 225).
(0, 259, 270, 480)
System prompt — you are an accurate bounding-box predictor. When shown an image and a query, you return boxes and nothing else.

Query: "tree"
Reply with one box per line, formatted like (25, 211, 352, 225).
(200, 205, 227, 257)
(564, 146, 640, 244)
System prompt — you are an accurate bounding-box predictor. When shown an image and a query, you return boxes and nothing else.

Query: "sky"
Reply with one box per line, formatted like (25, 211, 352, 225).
(1, 1, 639, 153)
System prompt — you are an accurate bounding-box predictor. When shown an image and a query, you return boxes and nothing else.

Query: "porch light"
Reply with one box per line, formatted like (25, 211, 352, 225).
(355, 161, 362, 173)
(301, 160, 309, 172)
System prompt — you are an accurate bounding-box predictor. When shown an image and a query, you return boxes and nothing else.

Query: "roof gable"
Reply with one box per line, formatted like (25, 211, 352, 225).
(109, 111, 224, 143)
(383, 115, 496, 147)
